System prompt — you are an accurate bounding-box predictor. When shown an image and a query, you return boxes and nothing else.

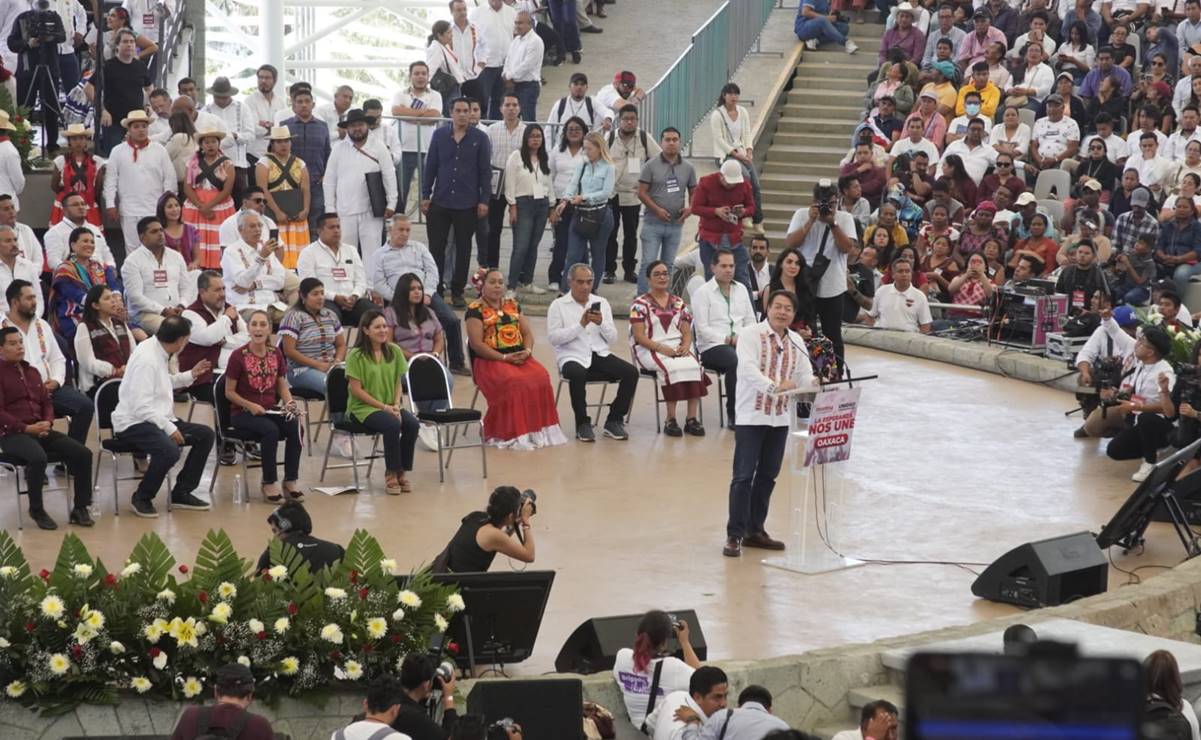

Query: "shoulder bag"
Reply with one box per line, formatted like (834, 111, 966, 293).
(431, 50, 458, 96)
(639, 659, 665, 735)
(355, 146, 389, 218)
(572, 163, 608, 238)
(805, 223, 833, 294)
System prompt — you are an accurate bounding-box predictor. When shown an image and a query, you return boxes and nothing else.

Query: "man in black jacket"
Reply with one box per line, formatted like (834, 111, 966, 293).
(391, 653, 460, 740)
(255, 501, 345, 575)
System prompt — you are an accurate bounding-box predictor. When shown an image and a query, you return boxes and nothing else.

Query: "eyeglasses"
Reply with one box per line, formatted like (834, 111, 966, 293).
(1089, 144, 1104, 150)
(248, 197, 266, 205)
(649, 270, 669, 278)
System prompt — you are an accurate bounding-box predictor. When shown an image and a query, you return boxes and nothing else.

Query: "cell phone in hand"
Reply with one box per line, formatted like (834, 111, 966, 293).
(590, 301, 601, 312)
(269, 228, 280, 241)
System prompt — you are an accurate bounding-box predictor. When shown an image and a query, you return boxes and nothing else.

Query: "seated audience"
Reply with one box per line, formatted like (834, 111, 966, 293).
(345, 309, 420, 495)
(630, 260, 710, 438)
(392, 654, 461, 738)
(1113, 188, 1162, 254)
(74, 284, 139, 395)
(160, 191, 200, 271)
(865, 259, 933, 332)
(112, 315, 215, 517)
(226, 310, 302, 503)
(0, 225, 41, 316)
(168, 663, 275, 740)
(0, 326, 93, 530)
(255, 501, 345, 574)
(384, 273, 445, 361)
(179, 271, 250, 406)
(297, 213, 376, 327)
(614, 610, 702, 729)
(121, 216, 189, 334)
(277, 278, 346, 397)
(465, 269, 565, 449)
(334, 675, 410, 740)
(645, 666, 729, 740)
(1111, 236, 1158, 306)
(693, 249, 756, 429)
(0, 196, 43, 269)
(1010, 214, 1058, 275)
(921, 235, 960, 301)
(45, 193, 115, 270)
(1156, 197, 1201, 287)
(1056, 241, 1110, 314)
(831, 700, 899, 740)
(50, 227, 123, 343)
(546, 263, 636, 442)
(437, 486, 536, 573)
(217, 188, 278, 252)
(221, 211, 287, 323)
(845, 244, 879, 322)
(946, 252, 993, 317)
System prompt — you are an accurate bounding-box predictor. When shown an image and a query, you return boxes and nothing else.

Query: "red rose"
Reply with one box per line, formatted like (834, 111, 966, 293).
(38, 569, 49, 581)
(262, 573, 273, 582)
(390, 634, 402, 645)
(358, 587, 369, 601)
(24, 621, 33, 633)
(447, 641, 460, 655)
(350, 570, 358, 584)
(287, 602, 298, 616)
(70, 644, 82, 658)
(178, 564, 189, 574)
(197, 591, 208, 604)
(256, 631, 267, 641)
(364, 643, 375, 653)
(148, 647, 161, 658)
(104, 573, 117, 587)
(330, 650, 341, 661)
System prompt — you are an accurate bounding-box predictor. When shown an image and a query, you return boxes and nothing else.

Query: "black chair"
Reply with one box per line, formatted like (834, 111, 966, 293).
(0, 450, 72, 530)
(403, 352, 485, 483)
(318, 364, 384, 492)
(290, 385, 328, 457)
(207, 372, 270, 503)
(93, 378, 186, 515)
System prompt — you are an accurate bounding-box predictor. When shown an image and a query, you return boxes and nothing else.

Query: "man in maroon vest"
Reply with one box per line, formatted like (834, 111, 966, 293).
(179, 270, 248, 465)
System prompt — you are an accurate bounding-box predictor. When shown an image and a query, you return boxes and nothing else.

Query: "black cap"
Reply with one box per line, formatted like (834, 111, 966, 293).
(569, 72, 588, 85)
(972, 8, 990, 18)
(1142, 325, 1172, 359)
(215, 663, 255, 692)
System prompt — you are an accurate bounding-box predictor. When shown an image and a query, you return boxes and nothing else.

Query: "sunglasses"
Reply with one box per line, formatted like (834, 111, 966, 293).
(997, 161, 1012, 167)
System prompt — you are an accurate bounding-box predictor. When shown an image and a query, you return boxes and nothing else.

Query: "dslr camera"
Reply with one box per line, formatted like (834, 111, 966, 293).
(813, 178, 838, 218)
(1093, 355, 1130, 413)
(433, 659, 455, 689)
(23, 0, 60, 42)
(519, 489, 537, 516)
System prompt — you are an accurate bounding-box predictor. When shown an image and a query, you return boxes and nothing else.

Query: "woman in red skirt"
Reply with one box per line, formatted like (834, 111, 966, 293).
(182, 126, 236, 270)
(465, 269, 566, 450)
(50, 124, 103, 226)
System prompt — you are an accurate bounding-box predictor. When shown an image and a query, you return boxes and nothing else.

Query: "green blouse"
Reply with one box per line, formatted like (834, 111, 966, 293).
(345, 345, 409, 422)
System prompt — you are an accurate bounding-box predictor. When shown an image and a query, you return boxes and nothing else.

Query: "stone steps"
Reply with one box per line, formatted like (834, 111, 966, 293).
(793, 60, 880, 80)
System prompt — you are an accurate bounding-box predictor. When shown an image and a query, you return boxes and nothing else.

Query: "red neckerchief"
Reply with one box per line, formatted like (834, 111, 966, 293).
(128, 138, 149, 162)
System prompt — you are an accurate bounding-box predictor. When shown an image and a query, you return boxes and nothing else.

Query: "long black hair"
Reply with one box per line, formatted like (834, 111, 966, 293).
(520, 123, 550, 174)
(768, 247, 815, 326)
(82, 284, 113, 326)
(295, 276, 324, 310)
(485, 486, 522, 527)
(353, 308, 394, 362)
(390, 273, 430, 329)
(558, 116, 587, 152)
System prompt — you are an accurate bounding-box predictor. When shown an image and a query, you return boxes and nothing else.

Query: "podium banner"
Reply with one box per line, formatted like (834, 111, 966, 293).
(803, 387, 861, 467)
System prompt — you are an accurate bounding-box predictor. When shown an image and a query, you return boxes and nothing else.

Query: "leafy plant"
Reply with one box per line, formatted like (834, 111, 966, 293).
(0, 83, 36, 170)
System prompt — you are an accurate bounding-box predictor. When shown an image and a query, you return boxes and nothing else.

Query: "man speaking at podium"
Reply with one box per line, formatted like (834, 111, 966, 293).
(723, 289, 817, 558)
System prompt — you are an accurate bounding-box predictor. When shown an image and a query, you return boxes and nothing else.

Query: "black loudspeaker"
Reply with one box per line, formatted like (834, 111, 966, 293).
(971, 532, 1107, 608)
(553, 610, 708, 674)
(468, 678, 584, 740)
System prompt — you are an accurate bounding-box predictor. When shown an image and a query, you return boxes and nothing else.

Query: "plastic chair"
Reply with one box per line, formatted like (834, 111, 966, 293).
(403, 353, 486, 483)
(1038, 198, 1066, 226)
(1034, 168, 1071, 200)
(318, 364, 383, 492)
(1018, 108, 1036, 131)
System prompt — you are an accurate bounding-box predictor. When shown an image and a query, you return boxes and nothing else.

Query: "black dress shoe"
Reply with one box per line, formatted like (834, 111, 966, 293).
(131, 498, 158, 518)
(171, 492, 212, 511)
(722, 537, 742, 557)
(69, 507, 95, 527)
(624, 272, 637, 284)
(571, 51, 583, 64)
(29, 509, 57, 530)
(581, 26, 602, 33)
(744, 532, 786, 550)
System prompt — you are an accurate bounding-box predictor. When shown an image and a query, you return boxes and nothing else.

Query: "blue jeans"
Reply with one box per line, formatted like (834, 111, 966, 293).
(397, 151, 424, 212)
(477, 66, 504, 120)
(358, 409, 420, 472)
(794, 16, 848, 45)
(59, 53, 80, 101)
(429, 292, 466, 368)
(727, 424, 789, 539)
(638, 218, 683, 293)
(724, 156, 763, 225)
(699, 235, 752, 297)
(1173, 262, 1201, 289)
(509, 196, 549, 288)
(547, 0, 581, 54)
(287, 366, 328, 396)
(513, 81, 540, 123)
(563, 206, 614, 292)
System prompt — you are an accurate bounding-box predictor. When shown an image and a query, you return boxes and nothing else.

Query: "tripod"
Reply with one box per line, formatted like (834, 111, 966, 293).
(19, 59, 63, 158)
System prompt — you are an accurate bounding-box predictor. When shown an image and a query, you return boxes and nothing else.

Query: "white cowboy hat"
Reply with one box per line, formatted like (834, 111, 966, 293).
(63, 123, 93, 138)
(195, 125, 228, 143)
(120, 109, 151, 128)
(268, 125, 293, 141)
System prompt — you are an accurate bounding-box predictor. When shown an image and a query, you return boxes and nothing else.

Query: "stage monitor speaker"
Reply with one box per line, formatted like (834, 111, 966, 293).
(553, 610, 707, 674)
(971, 532, 1107, 608)
(468, 678, 585, 740)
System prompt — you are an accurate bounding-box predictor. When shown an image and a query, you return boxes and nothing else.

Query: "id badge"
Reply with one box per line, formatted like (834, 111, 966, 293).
(1072, 289, 1085, 307)
(665, 176, 681, 194)
(331, 267, 348, 281)
(153, 269, 168, 288)
(627, 156, 639, 175)
(142, 12, 155, 29)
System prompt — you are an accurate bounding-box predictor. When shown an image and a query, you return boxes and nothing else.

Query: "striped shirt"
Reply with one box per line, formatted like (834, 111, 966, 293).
(276, 306, 343, 371)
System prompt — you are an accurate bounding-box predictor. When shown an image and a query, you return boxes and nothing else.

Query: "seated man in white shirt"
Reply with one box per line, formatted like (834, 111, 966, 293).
(335, 675, 410, 740)
(692, 249, 756, 429)
(546, 263, 637, 442)
(44, 192, 115, 270)
(221, 211, 288, 324)
(217, 187, 277, 247)
(120, 216, 190, 334)
(296, 213, 377, 327)
(864, 258, 933, 332)
(111, 315, 215, 517)
(644, 666, 729, 740)
(0, 225, 42, 316)
(0, 194, 44, 269)
(831, 700, 899, 740)
(178, 270, 250, 402)
(677, 685, 790, 740)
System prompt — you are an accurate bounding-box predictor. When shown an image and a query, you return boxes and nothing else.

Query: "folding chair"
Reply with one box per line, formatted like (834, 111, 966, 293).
(93, 378, 179, 514)
(705, 367, 728, 428)
(0, 451, 73, 530)
(290, 385, 328, 457)
(554, 373, 613, 423)
(207, 372, 271, 503)
(404, 353, 486, 483)
(318, 364, 383, 492)
(637, 369, 704, 433)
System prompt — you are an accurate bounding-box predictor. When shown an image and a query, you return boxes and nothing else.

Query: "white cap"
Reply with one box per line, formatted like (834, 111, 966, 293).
(719, 159, 745, 184)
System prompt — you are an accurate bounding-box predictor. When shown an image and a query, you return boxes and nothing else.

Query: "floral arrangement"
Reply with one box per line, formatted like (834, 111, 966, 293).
(1135, 308, 1201, 368)
(0, 528, 463, 715)
(0, 83, 36, 170)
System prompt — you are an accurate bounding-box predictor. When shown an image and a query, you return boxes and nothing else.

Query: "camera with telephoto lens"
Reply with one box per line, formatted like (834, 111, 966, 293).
(1094, 355, 1130, 411)
(520, 489, 537, 516)
(432, 660, 455, 689)
(814, 178, 837, 218)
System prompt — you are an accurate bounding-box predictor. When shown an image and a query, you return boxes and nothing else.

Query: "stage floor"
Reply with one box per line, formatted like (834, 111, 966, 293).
(4, 323, 1185, 674)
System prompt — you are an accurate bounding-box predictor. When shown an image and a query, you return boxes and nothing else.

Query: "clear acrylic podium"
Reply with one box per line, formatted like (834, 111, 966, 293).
(762, 388, 864, 575)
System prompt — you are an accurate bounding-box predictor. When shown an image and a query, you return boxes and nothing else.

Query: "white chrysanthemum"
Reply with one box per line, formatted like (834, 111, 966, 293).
(273, 617, 290, 635)
(72, 563, 93, 578)
(143, 622, 163, 643)
(247, 618, 265, 634)
(48, 653, 70, 675)
(237, 655, 251, 667)
(324, 587, 347, 600)
(0, 565, 17, 578)
(82, 607, 105, 630)
(109, 641, 125, 655)
(182, 676, 203, 698)
(73, 623, 98, 645)
(208, 602, 232, 624)
(279, 656, 299, 676)
(0, 637, 9, 649)
(380, 558, 398, 574)
(391, 607, 405, 622)
(152, 652, 168, 670)
(366, 617, 387, 639)
(40, 594, 65, 619)
(344, 660, 363, 680)
(268, 565, 287, 579)
(130, 676, 152, 694)
(320, 623, 344, 644)
(397, 590, 421, 608)
(120, 562, 142, 577)
(434, 613, 449, 633)
(155, 588, 175, 604)
(446, 594, 465, 613)
(217, 582, 237, 600)
(5, 680, 26, 697)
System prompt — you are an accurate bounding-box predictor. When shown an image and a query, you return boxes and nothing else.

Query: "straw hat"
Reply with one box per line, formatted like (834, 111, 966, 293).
(63, 123, 92, 138)
(268, 125, 292, 141)
(120, 110, 151, 128)
(195, 125, 228, 143)
(0, 111, 17, 132)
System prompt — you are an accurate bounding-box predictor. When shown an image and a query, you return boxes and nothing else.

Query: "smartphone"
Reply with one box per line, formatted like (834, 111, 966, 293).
(590, 301, 601, 312)
(269, 228, 280, 241)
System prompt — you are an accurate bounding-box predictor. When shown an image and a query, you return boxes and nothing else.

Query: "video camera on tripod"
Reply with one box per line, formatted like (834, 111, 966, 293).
(20, 0, 63, 47)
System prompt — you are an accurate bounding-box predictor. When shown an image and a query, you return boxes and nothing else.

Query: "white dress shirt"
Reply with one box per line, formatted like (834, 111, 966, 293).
(645, 692, 708, 740)
(296, 239, 368, 301)
(202, 100, 255, 167)
(503, 149, 555, 203)
(734, 321, 817, 427)
(0, 256, 42, 316)
(121, 0, 173, 43)
(0, 139, 25, 210)
(7, 222, 43, 270)
(546, 292, 617, 370)
(44, 220, 114, 269)
(243, 90, 287, 160)
(180, 302, 250, 370)
(940, 139, 998, 184)
(502, 28, 544, 83)
(148, 113, 171, 144)
(426, 41, 467, 85)
(218, 211, 275, 248)
(1, 316, 63, 384)
(1083, 132, 1129, 163)
(102, 140, 176, 219)
(0, 0, 22, 72)
(451, 19, 479, 78)
(368, 122, 404, 167)
(51, 0, 85, 56)
(121, 245, 188, 316)
(324, 138, 399, 217)
(111, 337, 195, 436)
(691, 278, 756, 354)
(391, 89, 443, 153)
(74, 317, 137, 393)
(471, 2, 516, 67)
(1165, 128, 1201, 162)
(314, 103, 348, 136)
(1134, 153, 1177, 192)
(220, 240, 286, 309)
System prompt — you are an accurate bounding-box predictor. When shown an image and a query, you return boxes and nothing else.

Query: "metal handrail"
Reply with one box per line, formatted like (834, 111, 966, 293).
(155, 0, 191, 89)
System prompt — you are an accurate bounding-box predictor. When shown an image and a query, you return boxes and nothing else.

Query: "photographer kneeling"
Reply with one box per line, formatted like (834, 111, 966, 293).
(434, 486, 535, 573)
(390, 654, 459, 740)
(1074, 301, 1138, 439)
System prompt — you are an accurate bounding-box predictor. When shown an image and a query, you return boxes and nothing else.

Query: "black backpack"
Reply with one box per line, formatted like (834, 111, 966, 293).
(1142, 700, 1193, 740)
(555, 95, 594, 126)
(194, 705, 252, 740)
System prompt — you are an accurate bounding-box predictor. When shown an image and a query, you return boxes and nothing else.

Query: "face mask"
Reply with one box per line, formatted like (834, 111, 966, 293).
(965, 103, 981, 116)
